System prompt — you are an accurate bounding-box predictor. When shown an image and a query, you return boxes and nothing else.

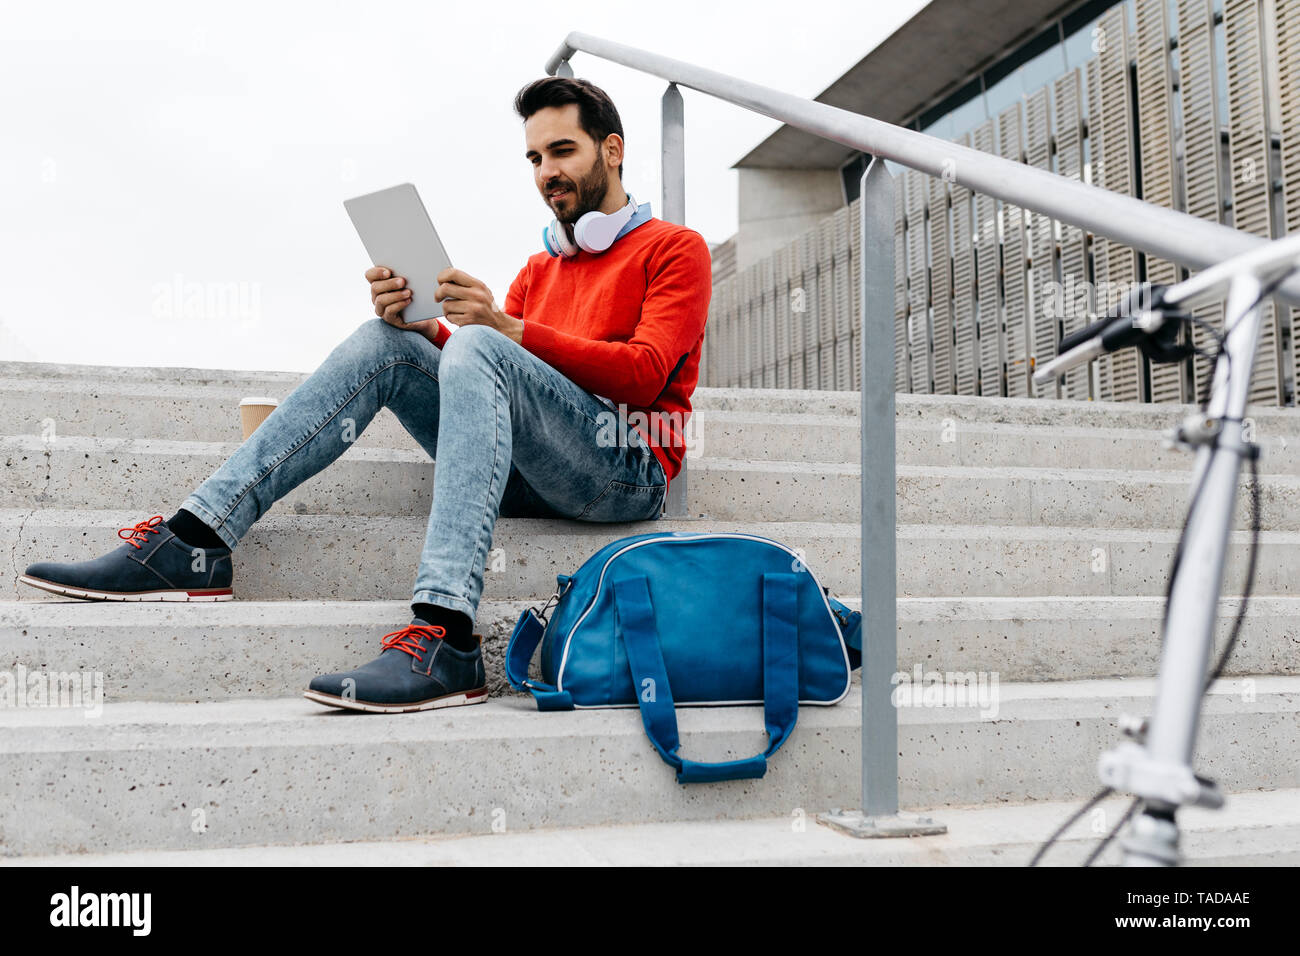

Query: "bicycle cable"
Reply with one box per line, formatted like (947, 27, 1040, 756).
(1028, 786, 1115, 867)
(1083, 796, 1141, 866)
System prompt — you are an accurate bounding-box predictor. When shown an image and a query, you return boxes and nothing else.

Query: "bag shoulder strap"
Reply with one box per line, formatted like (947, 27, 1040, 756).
(611, 571, 800, 784)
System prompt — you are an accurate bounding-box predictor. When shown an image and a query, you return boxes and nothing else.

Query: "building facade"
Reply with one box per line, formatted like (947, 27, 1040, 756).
(704, 0, 1300, 406)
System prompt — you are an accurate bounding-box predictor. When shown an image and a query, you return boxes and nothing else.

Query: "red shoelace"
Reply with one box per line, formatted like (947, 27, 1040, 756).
(118, 514, 166, 550)
(380, 624, 448, 663)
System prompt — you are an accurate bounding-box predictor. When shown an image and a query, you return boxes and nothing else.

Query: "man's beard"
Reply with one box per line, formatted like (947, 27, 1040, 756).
(549, 153, 610, 225)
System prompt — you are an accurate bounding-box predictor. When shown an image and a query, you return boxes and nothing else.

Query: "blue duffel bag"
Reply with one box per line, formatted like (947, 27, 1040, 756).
(505, 530, 863, 784)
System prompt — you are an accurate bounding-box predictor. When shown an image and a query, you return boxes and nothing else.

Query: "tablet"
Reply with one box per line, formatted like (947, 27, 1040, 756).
(344, 183, 453, 326)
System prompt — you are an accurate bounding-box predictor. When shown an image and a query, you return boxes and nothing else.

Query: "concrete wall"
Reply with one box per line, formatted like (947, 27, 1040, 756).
(734, 168, 843, 272)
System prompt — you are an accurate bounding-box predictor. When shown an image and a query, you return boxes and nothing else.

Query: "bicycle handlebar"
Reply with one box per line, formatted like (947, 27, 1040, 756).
(1033, 232, 1300, 387)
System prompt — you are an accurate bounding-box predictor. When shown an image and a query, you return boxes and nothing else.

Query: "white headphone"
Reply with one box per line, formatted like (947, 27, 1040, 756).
(542, 192, 638, 258)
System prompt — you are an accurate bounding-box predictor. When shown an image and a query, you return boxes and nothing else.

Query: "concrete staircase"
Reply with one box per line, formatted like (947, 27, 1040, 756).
(2, 358, 1298, 864)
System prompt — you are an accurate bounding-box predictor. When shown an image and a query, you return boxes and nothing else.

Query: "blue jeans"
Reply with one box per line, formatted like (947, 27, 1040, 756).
(180, 319, 666, 621)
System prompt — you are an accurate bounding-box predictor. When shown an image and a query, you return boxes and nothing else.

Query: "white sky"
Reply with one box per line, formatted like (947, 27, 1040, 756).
(0, 0, 928, 372)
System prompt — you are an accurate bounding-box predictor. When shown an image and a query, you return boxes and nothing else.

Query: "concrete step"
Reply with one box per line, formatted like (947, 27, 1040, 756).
(1, 435, 435, 518)
(6, 369, 1298, 469)
(4, 787, 1295, 865)
(5, 509, 1296, 602)
(6, 435, 1297, 529)
(9, 374, 1298, 470)
(6, 357, 1298, 427)
(0, 675, 1294, 855)
(768, 415, 1300, 472)
(13, 381, 1281, 471)
(2, 596, 1295, 703)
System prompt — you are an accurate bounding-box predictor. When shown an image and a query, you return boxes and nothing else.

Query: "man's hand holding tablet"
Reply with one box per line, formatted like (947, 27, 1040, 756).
(367, 265, 523, 345)
(433, 268, 524, 344)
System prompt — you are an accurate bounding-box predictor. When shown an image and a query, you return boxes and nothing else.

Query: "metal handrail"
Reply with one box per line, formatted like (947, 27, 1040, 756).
(547, 31, 1300, 308)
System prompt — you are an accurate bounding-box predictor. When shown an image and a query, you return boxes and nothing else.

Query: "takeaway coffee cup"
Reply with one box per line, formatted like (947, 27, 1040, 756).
(239, 397, 279, 439)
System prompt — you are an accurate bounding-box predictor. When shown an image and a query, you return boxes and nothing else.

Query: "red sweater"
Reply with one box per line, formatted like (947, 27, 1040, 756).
(430, 217, 712, 492)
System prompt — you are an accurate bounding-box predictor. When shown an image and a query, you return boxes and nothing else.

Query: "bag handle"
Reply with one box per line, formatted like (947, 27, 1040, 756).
(611, 572, 800, 784)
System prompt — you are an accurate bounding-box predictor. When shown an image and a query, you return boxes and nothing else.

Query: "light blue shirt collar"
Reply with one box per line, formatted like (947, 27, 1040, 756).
(615, 194, 654, 242)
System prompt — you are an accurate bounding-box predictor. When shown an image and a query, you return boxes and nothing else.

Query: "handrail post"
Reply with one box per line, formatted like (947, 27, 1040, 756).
(661, 82, 691, 518)
(858, 158, 898, 816)
(819, 159, 945, 839)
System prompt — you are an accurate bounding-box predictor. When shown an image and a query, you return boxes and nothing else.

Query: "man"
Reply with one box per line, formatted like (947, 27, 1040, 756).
(18, 76, 713, 712)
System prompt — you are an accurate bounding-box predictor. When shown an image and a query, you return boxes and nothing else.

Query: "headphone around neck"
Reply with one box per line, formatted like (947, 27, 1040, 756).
(542, 192, 639, 258)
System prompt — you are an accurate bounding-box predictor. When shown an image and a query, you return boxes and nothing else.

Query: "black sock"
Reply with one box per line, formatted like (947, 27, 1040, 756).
(411, 603, 477, 653)
(166, 509, 230, 551)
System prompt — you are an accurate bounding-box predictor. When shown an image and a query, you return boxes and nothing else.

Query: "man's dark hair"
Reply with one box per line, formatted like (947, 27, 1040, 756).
(514, 77, 624, 179)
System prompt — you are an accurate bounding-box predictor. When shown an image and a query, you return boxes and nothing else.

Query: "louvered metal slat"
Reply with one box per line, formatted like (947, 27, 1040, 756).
(902, 170, 920, 391)
(729, 280, 741, 388)
(819, 340, 835, 390)
(754, 257, 759, 390)
(998, 101, 1031, 398)
(1278, 0, 1300, 404)
(834, 334, 851, 391)
(714, 285, 726, 387)
(730, 270, 741, 387)
(1176, 0, 1229, 403)
(707, 290, 717, 387)
(849, 195, 862, 390)
(733, 278, 742, 387)
(831, 204, 853, 389)
(815, 214, 833, 390)
(779, 239, 794, 391)
(973, 119, 1002, 396)
(833, 204, 853, 343)
(712, 279, 723, 387)
(905, 169, 932, 393)
(721, 278, 731, 388)
(850, 326, 861, 391)
(1226, 0, 1282, 405)
(730, 267, 742, 387)
(760, 255, 776, 388)
(1085, 57, 1112, 401)
(799, 226, 816, 389)
(1137, 0, 1186, 404)
(1024, 86, 1058, 399)
(1054, 69, 1091, 400)
(738, 264, 748, 387)
(773, 244, 791, 389)
(722, 279, 736, 387)
(760, 256, 772, 389)
(757, 262, 768, 389)
(788, 231, 807, 390)
(894, 173, 910, 392)
(744, 266, 759, 387)
(818, 215, 837, 351)
(927, 171, 955, 394)
(1097, 5, 1142, 403)
(951, 131, 978, 396)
